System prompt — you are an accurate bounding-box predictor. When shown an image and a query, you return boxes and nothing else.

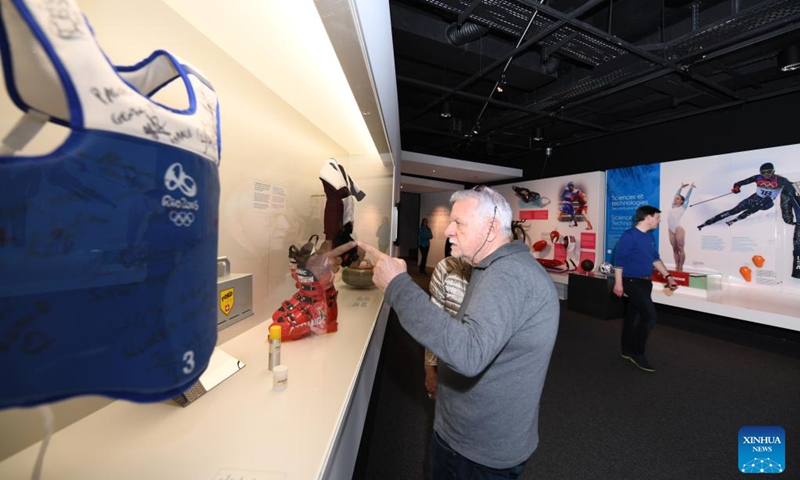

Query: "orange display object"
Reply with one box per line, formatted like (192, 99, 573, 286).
(739, 265, 752, 282)
(752, 255, 765, 268)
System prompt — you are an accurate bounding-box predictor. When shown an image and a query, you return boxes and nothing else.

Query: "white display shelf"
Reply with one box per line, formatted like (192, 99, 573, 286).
(558, 270, 797, 331)
(0, 282, 388, 480)
(653, 283, 798, 331)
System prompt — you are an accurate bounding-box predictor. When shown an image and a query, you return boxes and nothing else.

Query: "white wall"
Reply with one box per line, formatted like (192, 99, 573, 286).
(420, 190, 459, 269)
(494, 172, 606, 272)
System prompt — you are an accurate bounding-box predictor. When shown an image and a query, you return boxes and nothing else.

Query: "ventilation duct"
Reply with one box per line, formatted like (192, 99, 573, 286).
(445, 21, 489, 45)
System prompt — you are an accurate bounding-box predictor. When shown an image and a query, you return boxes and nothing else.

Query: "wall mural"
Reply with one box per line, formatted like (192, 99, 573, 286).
(604, 144, 800, 322)
(495, 172, 604, 275)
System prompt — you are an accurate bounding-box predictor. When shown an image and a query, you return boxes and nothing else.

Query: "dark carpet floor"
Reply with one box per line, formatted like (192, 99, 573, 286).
(353, 265, 800, 480)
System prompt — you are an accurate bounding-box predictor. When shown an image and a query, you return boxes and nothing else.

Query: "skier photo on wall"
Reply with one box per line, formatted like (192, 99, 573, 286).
(696, 162, 794, 230)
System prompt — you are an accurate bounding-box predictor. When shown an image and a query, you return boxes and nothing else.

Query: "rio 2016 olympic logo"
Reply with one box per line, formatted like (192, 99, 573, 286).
(163, 163, 200, 227)
(164, 162, 197, 197)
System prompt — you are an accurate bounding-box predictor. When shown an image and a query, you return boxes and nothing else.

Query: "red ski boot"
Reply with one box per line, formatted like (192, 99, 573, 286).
(324, 283, 338, 333)
(270, 268, 335, 341)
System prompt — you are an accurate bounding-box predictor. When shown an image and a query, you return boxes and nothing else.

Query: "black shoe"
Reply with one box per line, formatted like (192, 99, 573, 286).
(628, 354, 655, 373)
(620, 352, 632, 360)
(697, 224, 704, 231)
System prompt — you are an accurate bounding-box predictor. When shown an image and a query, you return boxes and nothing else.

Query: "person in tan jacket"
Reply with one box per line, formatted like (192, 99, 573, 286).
(424, 256, 473, 400)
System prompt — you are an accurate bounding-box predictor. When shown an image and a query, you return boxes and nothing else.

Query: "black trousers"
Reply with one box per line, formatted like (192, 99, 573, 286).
(621, 278, 657, 355)
(419, 245, 430, 273)
(702, 194, 773, 226)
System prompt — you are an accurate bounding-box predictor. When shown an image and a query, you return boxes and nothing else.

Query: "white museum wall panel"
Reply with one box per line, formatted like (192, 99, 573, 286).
(605, 146, 799, 331)
(420, 190, 461, 269)
(659, 145, 800, 295)
(495, 172, 606, 271)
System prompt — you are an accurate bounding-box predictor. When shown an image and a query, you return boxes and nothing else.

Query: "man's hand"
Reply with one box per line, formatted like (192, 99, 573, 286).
(731, 185, 741, 194)
(666, 277, 678, 291)
(358, 242, 408, 292)
(306, 240, 360, 282)
(424, 365, 437, 401)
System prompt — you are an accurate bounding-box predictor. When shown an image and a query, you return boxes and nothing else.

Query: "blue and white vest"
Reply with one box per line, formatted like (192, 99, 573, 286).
(0, 0, 221, 407)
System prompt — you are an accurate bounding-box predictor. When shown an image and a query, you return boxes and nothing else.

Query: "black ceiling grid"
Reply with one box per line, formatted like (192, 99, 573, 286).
(390, 0, 800, 175)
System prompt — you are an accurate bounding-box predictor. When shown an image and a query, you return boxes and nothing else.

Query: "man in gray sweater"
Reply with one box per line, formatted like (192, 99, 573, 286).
(359, 185, 559, 480)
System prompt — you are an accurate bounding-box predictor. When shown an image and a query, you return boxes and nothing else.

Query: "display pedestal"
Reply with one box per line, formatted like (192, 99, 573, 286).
(652, 269, 723, 298)
(0, 284, 388, 480)
(172, 347, 245, 407)
(567, 273, 624, 320)
(548, 272, 569, 300)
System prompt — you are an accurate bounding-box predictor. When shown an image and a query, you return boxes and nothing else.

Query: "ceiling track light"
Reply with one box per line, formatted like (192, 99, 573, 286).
(496, 74, 506, 93)
(440, 100, 452, 118)
(533, 127, 543, 141)
(778, 45, 800, 73)
(473, 10, 537, 141)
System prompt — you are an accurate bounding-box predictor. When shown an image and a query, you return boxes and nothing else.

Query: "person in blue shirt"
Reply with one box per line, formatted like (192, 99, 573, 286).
(612, 206, 678, 373)
(418, 217, 433, 275)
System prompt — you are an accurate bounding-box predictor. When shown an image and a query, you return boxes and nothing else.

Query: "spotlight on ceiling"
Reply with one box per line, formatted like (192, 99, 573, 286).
(440, 101, 452, 118)
(533, 127, 543, 141)
(472, 122, 481, 135)
(496, 74, 507, 93)
(778, 45, 800, 72)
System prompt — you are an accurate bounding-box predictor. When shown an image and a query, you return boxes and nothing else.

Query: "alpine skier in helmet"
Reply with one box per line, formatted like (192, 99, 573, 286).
(697, 163, 794, 230)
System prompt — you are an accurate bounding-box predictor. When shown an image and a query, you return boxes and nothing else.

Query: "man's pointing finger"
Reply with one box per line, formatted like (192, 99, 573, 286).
(358, 241, 388, 260)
